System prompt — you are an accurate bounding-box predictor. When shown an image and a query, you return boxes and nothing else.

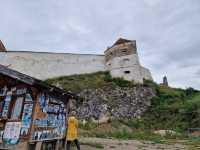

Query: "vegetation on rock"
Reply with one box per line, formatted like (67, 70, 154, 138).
(46, 72, 200, 142)
(46, 71, 135, 93)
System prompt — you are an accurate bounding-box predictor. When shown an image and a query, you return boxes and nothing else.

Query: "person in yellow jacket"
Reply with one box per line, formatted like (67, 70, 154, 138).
(66, 111, 80, 150)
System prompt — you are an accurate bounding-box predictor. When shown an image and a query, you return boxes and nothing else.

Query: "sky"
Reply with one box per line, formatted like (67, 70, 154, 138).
(0, 0, 200, 89)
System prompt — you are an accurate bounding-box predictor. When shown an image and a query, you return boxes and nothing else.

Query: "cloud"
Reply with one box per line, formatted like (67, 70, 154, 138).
(0, 0, 200, 89)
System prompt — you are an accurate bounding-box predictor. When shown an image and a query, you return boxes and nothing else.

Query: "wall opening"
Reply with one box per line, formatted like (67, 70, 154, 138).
(124, 70, 130, 74)
(121, 49, 127, 53)
(123, 58, 130, 62)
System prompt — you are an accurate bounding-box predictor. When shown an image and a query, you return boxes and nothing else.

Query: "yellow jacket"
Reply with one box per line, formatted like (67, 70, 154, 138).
(66, 116, 78, 141)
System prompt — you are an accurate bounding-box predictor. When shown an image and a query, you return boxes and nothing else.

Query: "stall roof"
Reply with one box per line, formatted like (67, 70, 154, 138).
(0, 40, 6, 51)
(0, 64, 77, 100)
(104, 38, 136, 53)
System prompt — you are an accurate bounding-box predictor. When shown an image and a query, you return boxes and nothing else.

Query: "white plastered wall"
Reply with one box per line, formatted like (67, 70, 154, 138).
(0, 51, 106, 80)
(105, 54, 152, 83)
(0, 51, 153, 82)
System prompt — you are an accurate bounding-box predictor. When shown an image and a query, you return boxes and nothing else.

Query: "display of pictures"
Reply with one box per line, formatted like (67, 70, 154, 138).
(0, 86, 7, 96)
(38, 93, 48, 112)
(47, 104, 60, 113)
(32, 128, 65, 141)
(20, 103, 33, 136)
(11, 97, 24, 120)
(0, 84, 67, 143)
(32, 93, 66, 140)
(3, 122, 21, 145)
(0, 88, 4, 96)
(1, 95, 11, 118)
(16, 88, 27, 95)
(0, 86, 33, 138)
(20, 128, 29, 136)
(34, 118, 48, 127)
(25, 93, 32, 102)
(0, 100, 4, 117)
(21, 104, 33, 128)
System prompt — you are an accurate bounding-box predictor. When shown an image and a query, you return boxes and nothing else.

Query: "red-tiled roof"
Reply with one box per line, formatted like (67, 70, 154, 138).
(113, 38, 133, 46)
(0, 40, 6, 51)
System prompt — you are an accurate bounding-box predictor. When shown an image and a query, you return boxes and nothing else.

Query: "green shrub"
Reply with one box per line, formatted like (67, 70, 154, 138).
(79, 121, 98, 130)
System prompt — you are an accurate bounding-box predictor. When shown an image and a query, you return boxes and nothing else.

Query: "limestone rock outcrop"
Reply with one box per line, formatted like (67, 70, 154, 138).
(70, 86, 155, 120)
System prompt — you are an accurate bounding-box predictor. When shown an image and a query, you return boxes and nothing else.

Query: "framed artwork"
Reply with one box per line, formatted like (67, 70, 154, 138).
(16, 88, 27, 95)
(3, 122, 21, 145)
(0, 99, 4, 117)
(11, 97, 24, 120)
(21, 104, 33, 127)
(0, 86, 7, 96)
(20, 128, 29, 136)
(1, 95, 12, 118)
(25, 93, 32, 102)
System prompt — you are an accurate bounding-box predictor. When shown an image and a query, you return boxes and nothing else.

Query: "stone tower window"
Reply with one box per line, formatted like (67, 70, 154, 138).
(124, 70, 130, 74)
(121, 49, 127, 53)
(123, 58, 130, 62)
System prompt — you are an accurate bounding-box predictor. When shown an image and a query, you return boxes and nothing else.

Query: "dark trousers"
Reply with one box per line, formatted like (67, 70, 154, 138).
(66, 139, 80, 150)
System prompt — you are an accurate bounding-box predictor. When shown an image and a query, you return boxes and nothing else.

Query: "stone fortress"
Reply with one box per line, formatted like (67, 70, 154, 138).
(0, 38, 152, 83)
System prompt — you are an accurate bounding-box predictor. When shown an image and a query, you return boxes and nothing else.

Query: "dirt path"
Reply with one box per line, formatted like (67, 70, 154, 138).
(79, 138, 187, 150)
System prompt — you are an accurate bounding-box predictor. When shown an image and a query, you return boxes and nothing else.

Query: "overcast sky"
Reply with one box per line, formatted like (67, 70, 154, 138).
(0, 0, 200, 89)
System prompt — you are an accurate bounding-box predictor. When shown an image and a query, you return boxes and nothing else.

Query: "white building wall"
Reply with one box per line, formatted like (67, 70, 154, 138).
(105, 54, 140, 69)
(105, 54, 151, 83)
(0, 51, 153, 83)
(0, 51, 106, 80)
(109, 65, 144, 83)
(140, 66, 153, 81)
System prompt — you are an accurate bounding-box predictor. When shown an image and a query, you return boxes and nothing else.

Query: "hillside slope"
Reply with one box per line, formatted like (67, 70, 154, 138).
(46, 72, 155, 119)
(46, 72, 200, 132)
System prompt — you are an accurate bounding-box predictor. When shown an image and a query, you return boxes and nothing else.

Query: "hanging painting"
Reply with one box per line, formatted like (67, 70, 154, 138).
(3, 122, 21, 145)
(20, 103, 33, 136)
(1, 95, 12, 118)
(11, 97, 24, 120)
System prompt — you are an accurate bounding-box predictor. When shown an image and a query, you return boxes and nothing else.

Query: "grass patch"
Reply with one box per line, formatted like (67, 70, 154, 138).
(185, 138, 200, 150)
(46, 71, 135, 92)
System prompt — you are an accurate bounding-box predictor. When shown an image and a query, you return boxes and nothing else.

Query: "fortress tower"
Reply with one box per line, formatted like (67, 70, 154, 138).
(104, 38, 152, 83)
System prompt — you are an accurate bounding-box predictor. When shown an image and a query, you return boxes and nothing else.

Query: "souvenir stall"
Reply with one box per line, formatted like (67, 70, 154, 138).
(0, 65, 76, 150)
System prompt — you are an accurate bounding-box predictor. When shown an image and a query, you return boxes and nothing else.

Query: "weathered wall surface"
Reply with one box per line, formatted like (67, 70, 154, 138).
(105, 54, 152, 83)
(0, 51, 152, 82)
(0, 51, 106, 80)
(140, 66, 153, 81)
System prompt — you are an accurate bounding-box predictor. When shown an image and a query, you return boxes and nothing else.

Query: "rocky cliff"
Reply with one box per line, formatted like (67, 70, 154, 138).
(71, 86, 155, 120)
(46, 72, 155, 121)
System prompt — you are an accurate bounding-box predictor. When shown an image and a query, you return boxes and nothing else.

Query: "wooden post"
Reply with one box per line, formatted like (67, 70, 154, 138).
(55, 140, 60, 150)
(35, 141, 42, 150)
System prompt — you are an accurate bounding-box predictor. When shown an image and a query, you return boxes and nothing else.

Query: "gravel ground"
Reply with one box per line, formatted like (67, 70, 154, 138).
(79, 138, 187, 150)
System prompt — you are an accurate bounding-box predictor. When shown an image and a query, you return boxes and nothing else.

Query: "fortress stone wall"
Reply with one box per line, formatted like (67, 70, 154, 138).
(0, 38, 153, 83)
(0, 51, 106, 80)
